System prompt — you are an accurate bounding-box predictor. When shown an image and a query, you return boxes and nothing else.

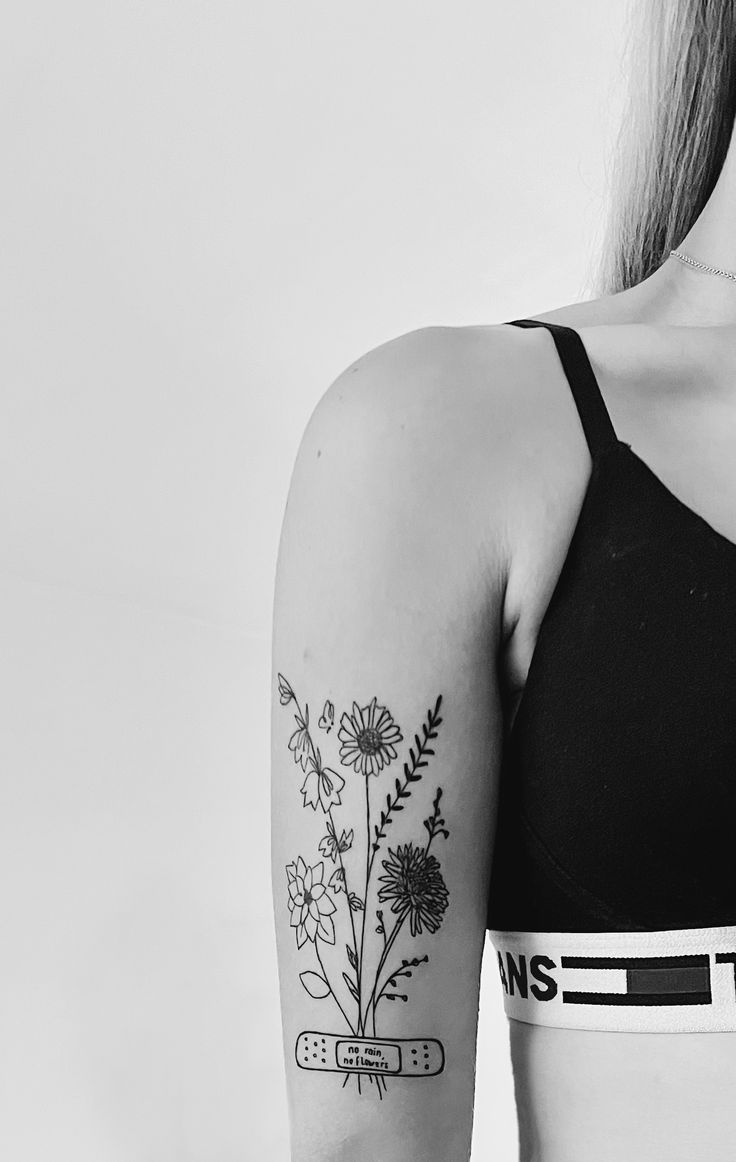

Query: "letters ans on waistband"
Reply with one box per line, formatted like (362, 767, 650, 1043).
(488, 926, 736, 1032)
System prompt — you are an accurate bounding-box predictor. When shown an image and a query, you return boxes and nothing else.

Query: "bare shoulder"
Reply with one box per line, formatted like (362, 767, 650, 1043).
(311, 320, 551, 416)
(303, 324, 526, 451)
(280, 321, 596, 669)
(293, 322, 574, 541)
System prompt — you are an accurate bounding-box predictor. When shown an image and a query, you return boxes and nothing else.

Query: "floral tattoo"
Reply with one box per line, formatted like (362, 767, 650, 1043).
(277, 673, 449, 1097)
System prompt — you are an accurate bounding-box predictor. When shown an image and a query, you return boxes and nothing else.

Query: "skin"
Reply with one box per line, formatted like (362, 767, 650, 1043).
(271, 117, 736, 1162)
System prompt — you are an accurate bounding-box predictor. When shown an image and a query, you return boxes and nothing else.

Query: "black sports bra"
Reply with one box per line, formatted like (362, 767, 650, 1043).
(486, 318, 736, 1033)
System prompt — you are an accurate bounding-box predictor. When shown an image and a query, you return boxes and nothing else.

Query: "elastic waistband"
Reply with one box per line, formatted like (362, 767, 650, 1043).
(488, 926, 736, 1032)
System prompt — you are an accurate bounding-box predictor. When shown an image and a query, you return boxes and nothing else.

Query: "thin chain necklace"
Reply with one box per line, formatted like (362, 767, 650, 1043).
(670, 248, 736, 283)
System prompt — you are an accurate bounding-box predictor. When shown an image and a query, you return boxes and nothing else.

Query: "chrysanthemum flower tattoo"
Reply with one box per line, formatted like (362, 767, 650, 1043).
(377, 843, 449, 937)
(277, 676, 449, 1095)
(338, 697, 403, 777)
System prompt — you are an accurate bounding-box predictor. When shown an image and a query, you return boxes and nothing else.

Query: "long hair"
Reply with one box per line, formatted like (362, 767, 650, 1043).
(597, 1, 736, 295)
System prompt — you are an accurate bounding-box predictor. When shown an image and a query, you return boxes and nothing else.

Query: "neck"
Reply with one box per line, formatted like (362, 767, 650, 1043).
(617, 119, 736, 329)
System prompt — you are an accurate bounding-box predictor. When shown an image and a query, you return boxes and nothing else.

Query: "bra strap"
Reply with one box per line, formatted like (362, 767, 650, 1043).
(507, 318, 618, 456)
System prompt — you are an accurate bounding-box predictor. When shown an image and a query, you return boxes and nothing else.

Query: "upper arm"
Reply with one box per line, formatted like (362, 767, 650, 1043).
(271, 326, 514, 1162)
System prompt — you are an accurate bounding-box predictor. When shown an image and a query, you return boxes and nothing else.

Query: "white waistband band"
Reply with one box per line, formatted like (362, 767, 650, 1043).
(488, 926, 736, 1032)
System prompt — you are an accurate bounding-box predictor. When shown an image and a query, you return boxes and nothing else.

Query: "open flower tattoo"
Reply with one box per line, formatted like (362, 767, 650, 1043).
(287, 856, 337, 946)
(338, 697, 404, 777)
(278, 675, 449, 1096)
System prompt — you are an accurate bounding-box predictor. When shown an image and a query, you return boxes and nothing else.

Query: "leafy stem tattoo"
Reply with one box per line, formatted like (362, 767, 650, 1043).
(278, 673, 449, 1096)
(282, 684, 361, 976)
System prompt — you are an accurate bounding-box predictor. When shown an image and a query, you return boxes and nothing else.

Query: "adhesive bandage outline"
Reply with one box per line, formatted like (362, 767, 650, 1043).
(296, 1032, 445, 1076)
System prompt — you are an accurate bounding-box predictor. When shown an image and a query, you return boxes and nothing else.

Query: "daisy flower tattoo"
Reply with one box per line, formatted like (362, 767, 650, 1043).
(338, 698, 403, 777)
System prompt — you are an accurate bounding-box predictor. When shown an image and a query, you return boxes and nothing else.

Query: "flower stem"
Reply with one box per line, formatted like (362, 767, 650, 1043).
(327, 804, 360, 965)
(292, 693, 361, 971)
(363, 911, 407, 1034)
(374, 959, 416, 1008)
(315, 943, 355, 1035)
(357, 774, 371, 1033)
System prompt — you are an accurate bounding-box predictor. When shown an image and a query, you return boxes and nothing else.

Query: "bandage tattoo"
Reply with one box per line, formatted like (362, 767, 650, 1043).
(277, 674, 449, 1097)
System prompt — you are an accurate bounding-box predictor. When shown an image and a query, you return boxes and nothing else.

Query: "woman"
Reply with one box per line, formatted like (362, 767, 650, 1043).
(271, 4, 736, 1159)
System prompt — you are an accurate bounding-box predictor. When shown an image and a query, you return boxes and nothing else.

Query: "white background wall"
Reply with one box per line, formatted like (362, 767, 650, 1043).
(1, 2, 628, 1158)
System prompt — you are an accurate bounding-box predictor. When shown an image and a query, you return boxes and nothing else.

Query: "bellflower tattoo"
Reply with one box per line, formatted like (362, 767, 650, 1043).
(278, 673, 449, 1097)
